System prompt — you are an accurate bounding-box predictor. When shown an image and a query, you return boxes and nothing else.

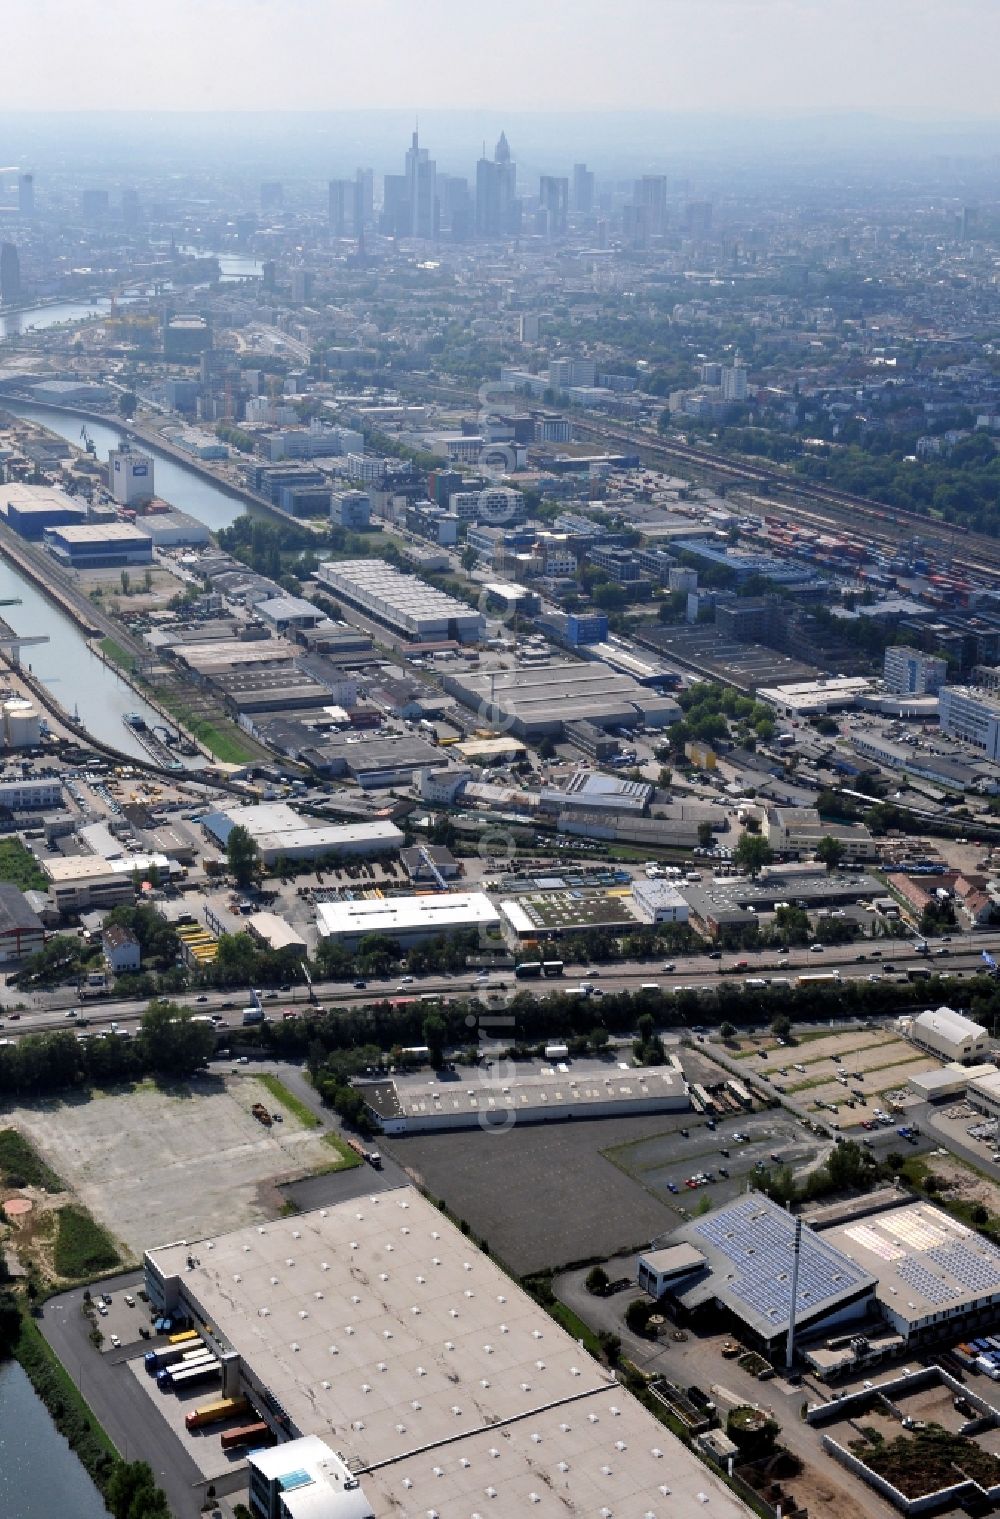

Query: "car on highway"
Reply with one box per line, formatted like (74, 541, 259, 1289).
(666, 1181, 678, 1193)
(353, 980, 367, 989)
(195, 995, 209, 1003)
(8, 1013, 18, 1021)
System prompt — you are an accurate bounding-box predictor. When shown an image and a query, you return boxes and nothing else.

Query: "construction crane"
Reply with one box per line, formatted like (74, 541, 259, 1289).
(79, 425, 96, 456)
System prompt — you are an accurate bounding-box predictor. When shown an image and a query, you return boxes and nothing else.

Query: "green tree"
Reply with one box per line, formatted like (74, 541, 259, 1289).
(422, 1013, 447, 1069)
(733, 832, 773, 879)
(697, 821, 714, 848)
(460, 545, 478, 576)
(138, 1000, 216, 1076)
(227, 824, 260, 889)
(0, 1288, 19, 1355)
(720, 1021, 737, 1041)
(585, 1265, 610, 1295)
(770, 1014, 792, 1044)
(117, 391, 137, 420)
(816, 835, 846, 873)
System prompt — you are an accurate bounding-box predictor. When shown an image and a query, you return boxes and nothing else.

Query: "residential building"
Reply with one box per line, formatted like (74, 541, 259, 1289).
(103, 923, 140, 974)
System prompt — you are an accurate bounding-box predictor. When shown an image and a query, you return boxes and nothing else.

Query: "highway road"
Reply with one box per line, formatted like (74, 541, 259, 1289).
(2, 933, 996, 1042)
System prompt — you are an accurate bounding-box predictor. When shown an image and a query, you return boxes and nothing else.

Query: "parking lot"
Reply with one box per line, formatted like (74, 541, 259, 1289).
(9, 1074, 336, 1254)
(386, 1111, 683, 1274)
(736, 1029, 938, 1127)
(604, 1110, 826, 1211)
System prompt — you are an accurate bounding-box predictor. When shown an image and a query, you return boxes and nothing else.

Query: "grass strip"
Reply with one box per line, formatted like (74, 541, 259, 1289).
(99, 637, 135, 673)
(0, 1128, 64, 1191)
(15, 1310, 120, 1476)
(0, 838, 50, 893)
(53, 1206, 121, 1279)
(546, 1301, 604, 1359)
(256, 1074, 320, 1129)
(321, 1133, 363, 1170)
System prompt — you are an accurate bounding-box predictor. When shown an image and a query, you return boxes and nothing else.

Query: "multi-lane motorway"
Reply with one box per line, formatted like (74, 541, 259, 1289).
(3, 933, 996, 1042)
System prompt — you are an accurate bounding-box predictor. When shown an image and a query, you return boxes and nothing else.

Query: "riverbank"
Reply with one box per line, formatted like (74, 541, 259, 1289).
(0, 1355, 112, 1519)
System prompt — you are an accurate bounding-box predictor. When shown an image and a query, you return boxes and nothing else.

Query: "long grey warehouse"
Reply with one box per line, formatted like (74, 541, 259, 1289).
(316, 558, 484, 643)
(441, 662, 678, 738)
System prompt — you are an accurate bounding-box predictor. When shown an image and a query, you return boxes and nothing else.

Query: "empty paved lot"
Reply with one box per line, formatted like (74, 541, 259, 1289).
(9, 1074, 335, 1254)
(386, 1113, 689, 1274)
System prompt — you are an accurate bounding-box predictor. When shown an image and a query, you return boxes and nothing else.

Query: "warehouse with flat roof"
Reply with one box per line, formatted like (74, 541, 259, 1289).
(317, 559, 484, 643)
(144, 1189, 754, 1518)
(0, 482, 87, 539)
(316, 891, 499, 947)
(360, 1057, 689, 1133)
(44, 522, 153, 568)
(200, 803, 403, 865)
(441, 662, 677, 739)
(823, 1200, 1000, 1344)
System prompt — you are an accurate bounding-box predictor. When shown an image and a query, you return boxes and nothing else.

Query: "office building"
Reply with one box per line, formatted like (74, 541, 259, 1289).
(475, 130, 519, 237)
(329, 489, 370, 529)
(939, 685, 1000, 761)
(81, 188, 109, 219)
(120, 188, 139, 228)
(572, 161, 594, 214)
(538, 174, 569, 235)
(327, 177, 351, 235)
(404, 129, 436, 239)
(884, 645, 948, 696)
(109, 445, 154, 506)
(163, 312, 212, 358)
(0, 243, 20, 306)
(566, 611, 609, 647)
(17, 174, 33, 217)
(633, 174, 667, 236)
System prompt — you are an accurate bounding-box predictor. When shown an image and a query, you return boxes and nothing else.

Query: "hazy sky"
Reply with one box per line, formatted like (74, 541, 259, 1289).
(5, 0, 997, 116)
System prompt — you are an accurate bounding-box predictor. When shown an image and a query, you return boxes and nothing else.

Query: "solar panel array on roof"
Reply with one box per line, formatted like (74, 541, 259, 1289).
(895, 1255, 956, 1307)
(929, 1240, 1000, 1295)
(691, 1196, 869, 1328)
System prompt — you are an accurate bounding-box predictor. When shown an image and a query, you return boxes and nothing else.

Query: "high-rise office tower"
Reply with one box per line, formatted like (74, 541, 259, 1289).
(260, 181, 284, 212)
(686, 200, 713, 238)
(17, 174, 33, 217)
(121, 189, 140, 229)
(405, 130, 436, 238)
(381, 175, 409, 238)
(355, 168, 373, 229)
(328, 179, 350, 235)
(633, 175, 667, 236)
(572, 163, 594, 215)
(538, 175, 569, 236)
(438, 175, 472, 241)
(81, 189, 109, 220)
(475, 130, 518, 238)
(0, 243, 20, 306)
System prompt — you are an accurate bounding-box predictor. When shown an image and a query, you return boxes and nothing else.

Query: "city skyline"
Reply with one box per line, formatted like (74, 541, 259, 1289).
(2, 0, 998, 118)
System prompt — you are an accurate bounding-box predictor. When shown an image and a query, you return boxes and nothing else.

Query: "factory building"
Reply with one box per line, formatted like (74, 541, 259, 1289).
(316, 559, 484, 644)
(440, 663, 677, 739)
(0, 883, 45, 962)
(199, 804, 403, 866)
(905, 1006, 991, 1065)
(316, 891, 499, 949)
(651, 1193, 878, 1356)
(143, 1190, 753, 1519)
(109, 445, 154, 506)
(361, 1058, 689, 1134)
(44, 522, 153, 569)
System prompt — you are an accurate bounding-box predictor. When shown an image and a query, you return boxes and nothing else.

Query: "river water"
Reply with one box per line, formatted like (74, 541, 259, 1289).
(0, 1359, 111, 1519)
(0, 299, 111, 340)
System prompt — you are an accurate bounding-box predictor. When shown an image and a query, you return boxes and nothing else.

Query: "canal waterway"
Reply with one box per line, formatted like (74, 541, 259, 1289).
(2, 400, 247, 534)
(0, 1359, 111, 1519)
